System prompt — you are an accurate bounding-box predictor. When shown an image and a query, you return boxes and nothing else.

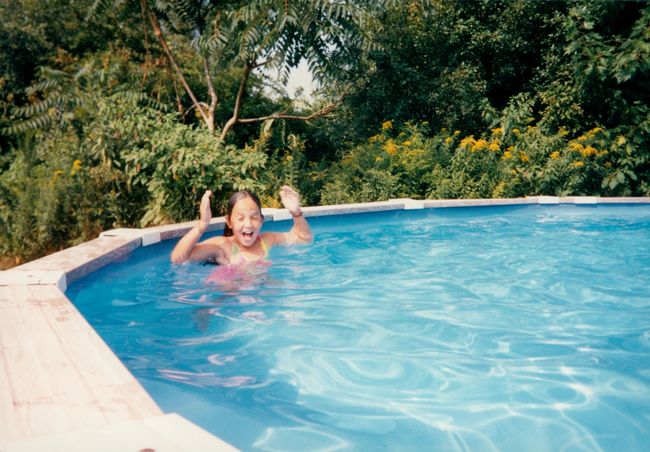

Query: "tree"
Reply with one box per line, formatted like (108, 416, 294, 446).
(537, 0, 650, 133)
(338, 0, 567, 139)
(89, 0, 388, 141)
(0, 0, 148, 155)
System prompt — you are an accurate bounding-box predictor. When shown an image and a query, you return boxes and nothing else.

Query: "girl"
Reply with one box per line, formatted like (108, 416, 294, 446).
(170, 185, 312, 265)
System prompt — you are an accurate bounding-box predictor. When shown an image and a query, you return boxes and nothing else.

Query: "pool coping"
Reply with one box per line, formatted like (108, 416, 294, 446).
(1, 195, 649, 450)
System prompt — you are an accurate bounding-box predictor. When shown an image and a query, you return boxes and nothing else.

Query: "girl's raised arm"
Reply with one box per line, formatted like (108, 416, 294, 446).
(265, 186, 313, 246)
(171, 190, 223, 263)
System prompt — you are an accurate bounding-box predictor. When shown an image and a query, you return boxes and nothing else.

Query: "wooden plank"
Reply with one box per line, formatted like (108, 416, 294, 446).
(30, 285, 161, 422)
(0, 288, 21, 440)
(1, 414, 237, 452)
(0, 285, 104, 440)
(0, 285, 161, 442)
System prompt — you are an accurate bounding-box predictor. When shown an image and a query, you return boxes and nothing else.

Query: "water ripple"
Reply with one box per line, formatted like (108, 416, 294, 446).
(67, 204, 650, 451)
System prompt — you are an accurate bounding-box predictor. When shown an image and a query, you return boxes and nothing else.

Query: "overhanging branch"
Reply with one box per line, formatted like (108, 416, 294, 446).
(237, 100, 342, 124)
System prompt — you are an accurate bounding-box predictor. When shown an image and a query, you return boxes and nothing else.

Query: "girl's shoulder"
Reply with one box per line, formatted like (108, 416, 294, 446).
(260, 231, 283, 247)
(200, 235, 231, 250)
(201, 236, 233, 265)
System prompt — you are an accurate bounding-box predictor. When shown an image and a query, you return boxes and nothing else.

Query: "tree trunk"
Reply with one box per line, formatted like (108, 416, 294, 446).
(141, 0, 215, 133)
(219, 62, 254, 141)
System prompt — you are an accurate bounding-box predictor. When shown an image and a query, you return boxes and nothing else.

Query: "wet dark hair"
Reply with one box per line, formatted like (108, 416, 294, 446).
(223, 190, 263, 237)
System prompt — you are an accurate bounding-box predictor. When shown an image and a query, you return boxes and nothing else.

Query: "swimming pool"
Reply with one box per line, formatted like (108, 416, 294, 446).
(67, 203, 650, 451)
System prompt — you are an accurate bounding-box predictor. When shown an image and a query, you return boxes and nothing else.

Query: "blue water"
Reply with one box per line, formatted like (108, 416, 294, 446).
(67, 204, 650, 451)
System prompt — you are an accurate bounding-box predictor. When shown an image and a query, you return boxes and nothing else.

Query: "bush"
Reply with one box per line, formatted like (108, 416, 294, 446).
(319, 109, 649, 207)
(320, 121, 451, 204)
(0, 98, 269, 267)
(0, 132, 114, 265)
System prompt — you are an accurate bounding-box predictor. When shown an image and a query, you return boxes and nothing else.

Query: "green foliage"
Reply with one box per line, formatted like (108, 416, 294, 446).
(320, 121, 451, 204)
(88, 0, 389, 139)
(253, 120, 327, 207)
(340, 0, 567, 141)
(0, 65, 268, 264)
(0, 131, 115, 264)
(121, 114, 268, 226)
(320, 109, 649, 206)
(537, 0, 650, 133)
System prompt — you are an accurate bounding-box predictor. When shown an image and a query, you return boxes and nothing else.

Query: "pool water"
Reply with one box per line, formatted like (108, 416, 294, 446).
(67, 204, 650, 451)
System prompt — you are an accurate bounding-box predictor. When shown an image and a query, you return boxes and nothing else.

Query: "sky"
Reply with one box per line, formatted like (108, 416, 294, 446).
(285, 60, 315, 99)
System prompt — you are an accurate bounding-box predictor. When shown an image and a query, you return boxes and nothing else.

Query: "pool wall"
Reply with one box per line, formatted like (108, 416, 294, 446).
(1, 196, 649, 451)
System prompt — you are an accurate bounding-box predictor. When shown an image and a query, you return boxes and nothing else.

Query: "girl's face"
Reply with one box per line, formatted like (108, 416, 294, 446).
(227, 196, 263, 247)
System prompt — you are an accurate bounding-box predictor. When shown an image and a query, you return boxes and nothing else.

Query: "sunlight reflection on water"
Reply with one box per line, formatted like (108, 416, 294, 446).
(68, 204, 650, 451)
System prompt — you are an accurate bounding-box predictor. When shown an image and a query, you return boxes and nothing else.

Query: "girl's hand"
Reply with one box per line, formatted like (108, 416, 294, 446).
(279, 185, 301, 215)
(198, 190, 213, 233)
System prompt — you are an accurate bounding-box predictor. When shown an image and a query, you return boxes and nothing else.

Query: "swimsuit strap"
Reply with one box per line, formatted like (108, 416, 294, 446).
(260, 237, 269, 257)
(230, 237, 269, 263)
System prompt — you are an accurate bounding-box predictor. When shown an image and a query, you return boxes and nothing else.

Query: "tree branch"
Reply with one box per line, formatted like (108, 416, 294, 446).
(203, 58, 218, 124)
(141, 0, 213, 132)
(237, 100, 341, 124)
(219, 61, 255, 141)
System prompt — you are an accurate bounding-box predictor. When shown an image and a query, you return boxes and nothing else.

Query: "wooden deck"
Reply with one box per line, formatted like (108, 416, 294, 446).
(0, 233, 236, 450)
(0, 284, 161, 440)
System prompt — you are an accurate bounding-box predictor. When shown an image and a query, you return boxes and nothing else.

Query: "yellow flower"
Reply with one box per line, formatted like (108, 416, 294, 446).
(550, 151, 560, 160)
(369, 134, 382, 143)
(471, 139, 488, 152)
(581, 146, 597, 157)
(519, 153, 529, 163)
(577, 135, 588, 142)
(384, 140, 398, 155)
(70, 159, 82, 176)
(375, 156, 384, 163)
(512, 128, 520, 135)
(445, 137, 453, 145)
(403, 140, 412, 147)
(568, 142, 584, 152)
(488, 140, 501, 152)
(502, 151, 513, 160)
(454, 130, 461, 135)
(491, 127, 503, 136)
(381, 120, 393, 131)
(460, 136, 476, 150)
(572, 161, 585, 168)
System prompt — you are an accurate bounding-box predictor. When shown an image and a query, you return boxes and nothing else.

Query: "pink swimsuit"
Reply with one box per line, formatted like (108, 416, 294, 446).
(205, 238, 270, 285)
